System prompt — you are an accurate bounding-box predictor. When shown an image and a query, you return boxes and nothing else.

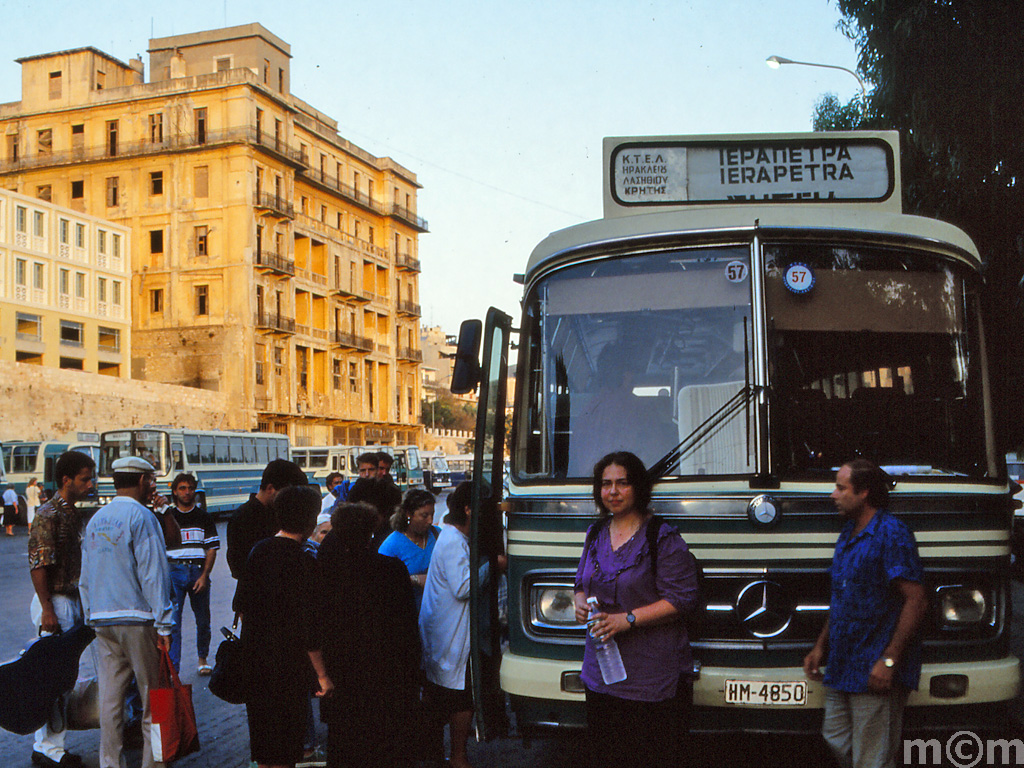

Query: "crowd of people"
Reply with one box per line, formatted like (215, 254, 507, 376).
(18, 445, 926, 768)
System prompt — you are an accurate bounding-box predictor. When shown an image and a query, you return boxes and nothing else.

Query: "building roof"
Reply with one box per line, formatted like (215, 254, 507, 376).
(148, 23, 291, 58)
(15, 46, 134, 71)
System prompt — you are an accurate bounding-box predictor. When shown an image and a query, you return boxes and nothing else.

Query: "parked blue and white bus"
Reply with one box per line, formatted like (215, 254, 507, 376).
(96, 428, 291, 516)
(420, 450, 452, 492)
(1, 438, 100, 498)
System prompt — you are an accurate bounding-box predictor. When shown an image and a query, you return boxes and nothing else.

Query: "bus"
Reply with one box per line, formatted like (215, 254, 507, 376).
(291, 445, 347, 490)
(453, 132, 1019, 739)
(1, 438, 101, 498)
(446, 453, 474, 485)
(420, 450, 452, 492)
(292, 444, 425, 495)
(96, 428, 291, 516)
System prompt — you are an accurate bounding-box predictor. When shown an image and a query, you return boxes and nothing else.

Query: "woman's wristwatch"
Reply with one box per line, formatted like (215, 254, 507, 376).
(626, 612, 636, 629)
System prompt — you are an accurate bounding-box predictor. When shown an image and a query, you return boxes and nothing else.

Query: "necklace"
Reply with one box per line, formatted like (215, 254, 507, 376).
(406, 530, 427, 548)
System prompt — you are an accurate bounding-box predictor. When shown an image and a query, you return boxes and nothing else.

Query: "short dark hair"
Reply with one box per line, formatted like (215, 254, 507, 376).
(446, 481, 473, 526)
(171, 473, 197, 491)
(330, 501, 379, 550)
(356, 452, 379, 468)
(113, 471, 149, 490)
(260, 459, 307, 491)
(274, 484, 321, 536)
(844, 458, 891, 508)
(392, 488, 436, 531)
(54, 451, 95, 489)
(325, 472, 343, 488)
(592, 451, 653, 518)
(377, 451, 394, 468)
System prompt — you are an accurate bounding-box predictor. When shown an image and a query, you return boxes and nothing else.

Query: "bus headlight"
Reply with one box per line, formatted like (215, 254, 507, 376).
(530, 583, 580, 629)
(938, 586, 987, 624)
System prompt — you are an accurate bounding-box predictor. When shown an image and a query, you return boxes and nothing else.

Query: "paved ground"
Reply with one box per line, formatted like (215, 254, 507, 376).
(2, 519, 1023, 767)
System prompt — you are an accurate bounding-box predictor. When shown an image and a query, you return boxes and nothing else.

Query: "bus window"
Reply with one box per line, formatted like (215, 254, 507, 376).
(185, 435, 201, 465)
(406, 447, 421, 471)
(172, 447, 184, 471)
(229, 437, 244, 464)
(256, 439, 269, 465)
(11, 444, 39, 473)
(215, 436, 229, 464)
(244, 437, 257, 464)
(277, 440, 288, 460)
(293, 449, 307, 468)
(199, 435, 215, 465)
(309, 450, 328, 469)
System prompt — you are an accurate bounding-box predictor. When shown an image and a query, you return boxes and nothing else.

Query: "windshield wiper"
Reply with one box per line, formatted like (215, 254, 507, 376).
(646, 385, 762, 480)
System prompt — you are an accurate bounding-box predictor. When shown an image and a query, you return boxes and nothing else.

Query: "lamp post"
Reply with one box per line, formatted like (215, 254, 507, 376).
(765, 55, 868, 96)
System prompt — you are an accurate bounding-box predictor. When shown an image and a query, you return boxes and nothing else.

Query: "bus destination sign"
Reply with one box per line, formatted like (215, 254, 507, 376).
(604, 133, 899, 216)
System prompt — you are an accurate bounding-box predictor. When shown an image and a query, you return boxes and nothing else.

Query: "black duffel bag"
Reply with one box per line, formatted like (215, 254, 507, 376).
(208, 627, 248, 705)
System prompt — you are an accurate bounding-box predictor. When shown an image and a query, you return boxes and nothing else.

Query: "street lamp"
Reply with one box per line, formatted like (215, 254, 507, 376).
(766, 55, 868, 96)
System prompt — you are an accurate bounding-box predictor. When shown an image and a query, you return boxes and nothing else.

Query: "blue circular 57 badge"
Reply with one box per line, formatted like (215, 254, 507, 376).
(783, 263, 815, 294)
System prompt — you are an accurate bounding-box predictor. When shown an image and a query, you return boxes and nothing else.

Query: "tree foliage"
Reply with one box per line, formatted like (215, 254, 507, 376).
(815, 0, 1024, 445)
(420, 389, 477, 432)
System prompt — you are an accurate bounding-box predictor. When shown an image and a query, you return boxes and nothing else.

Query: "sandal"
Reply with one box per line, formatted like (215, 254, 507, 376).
(197, 664, 213, 676)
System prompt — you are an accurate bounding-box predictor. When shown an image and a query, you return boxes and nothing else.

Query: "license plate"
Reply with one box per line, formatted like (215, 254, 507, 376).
(724, 680, 807, 706)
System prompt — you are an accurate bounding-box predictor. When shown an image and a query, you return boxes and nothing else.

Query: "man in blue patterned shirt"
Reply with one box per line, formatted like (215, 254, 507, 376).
(803, 459, 928, 768)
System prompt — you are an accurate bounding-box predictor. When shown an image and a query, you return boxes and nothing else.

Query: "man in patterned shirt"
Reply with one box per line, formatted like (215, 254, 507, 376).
(27, 450, 96, 768)
(803, 459, 929, 768)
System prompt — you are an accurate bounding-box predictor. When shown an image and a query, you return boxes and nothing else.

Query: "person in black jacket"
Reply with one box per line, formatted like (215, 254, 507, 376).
(318, 502, 420, 768)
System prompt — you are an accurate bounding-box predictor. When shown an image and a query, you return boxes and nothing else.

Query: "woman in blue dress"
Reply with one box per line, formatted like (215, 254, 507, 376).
(377, 489, 439, 609)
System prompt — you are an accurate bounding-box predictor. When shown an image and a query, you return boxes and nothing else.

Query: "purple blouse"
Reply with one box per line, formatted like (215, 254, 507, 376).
(575, 519, 698, 702)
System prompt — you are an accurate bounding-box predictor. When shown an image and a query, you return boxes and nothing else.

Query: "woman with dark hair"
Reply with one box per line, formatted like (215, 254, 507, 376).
(318, 502, 420, 767)
(233, 485, 333, 768)
(573, 451, 699, 768)
(378, 488, 440, 607)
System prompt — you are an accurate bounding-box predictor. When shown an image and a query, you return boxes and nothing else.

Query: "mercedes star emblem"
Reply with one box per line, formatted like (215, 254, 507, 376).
(734, 580, 794, 639)
(747, 494, 780, 527)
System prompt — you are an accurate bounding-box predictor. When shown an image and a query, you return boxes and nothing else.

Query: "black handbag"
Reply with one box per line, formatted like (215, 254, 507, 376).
(208, 627, 248, 705)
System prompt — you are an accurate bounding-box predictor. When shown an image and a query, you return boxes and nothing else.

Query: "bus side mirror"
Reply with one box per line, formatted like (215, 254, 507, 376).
(451, 319, 483, 394)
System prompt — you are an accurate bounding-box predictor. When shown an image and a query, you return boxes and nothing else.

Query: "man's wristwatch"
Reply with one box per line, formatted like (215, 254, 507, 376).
(626, 612, 636, 629)
(882, 656, 896, 668)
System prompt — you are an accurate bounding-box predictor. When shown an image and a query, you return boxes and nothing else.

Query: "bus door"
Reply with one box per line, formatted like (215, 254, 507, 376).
(453, 308, 512, 740)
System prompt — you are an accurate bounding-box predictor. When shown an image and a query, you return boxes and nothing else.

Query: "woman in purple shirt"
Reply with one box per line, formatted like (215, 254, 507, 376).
(574, 451, 699, 768)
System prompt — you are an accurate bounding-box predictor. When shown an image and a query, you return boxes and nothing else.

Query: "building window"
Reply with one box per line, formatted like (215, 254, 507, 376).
(150, 229, 164, 253)
(97, 277, 107, 302)
(196, 285, 209, 316)
(149, 113, 164, 143)
(278, 68, 284, 92)
(297, 347, 308, 390)
(106, 120, 117, 155)
(75, 272, 85, 298)
(60, 357, 84, 371)
(7, 134, 19, 161)
(97, 229, 106, 254)
(16, 313, 41, 341)
(75, 223, 85, 248)
(255, 362, 265, 385)
(15, 206, 26, 232)
(194, 166, 209, 198)
(112, 234, 121, 259)
(349, 362, 358, 392)
(333, 359, 342, 390)
(150, 171, 163, 195)
(48, 71, 62, 99)
(105, 177, 119, 207)
(320, 205, 327, 223)
(151, 289, 163, 313)
(60, 320, 84, 347)
(215, 56, 231, 72)
(15, 259, 25, 285)
(71, 180, 83, 199)
(112, 281, 122, 306)
(195, 108, 207, 144)
(263, 59, 270, 83)
(274, 346, 284, 376)
(33, 262, 44, 290)
(98, 326, 120, 351)
(36, 185, 51, 202)
(59, 269, 69, 295)
(71, 123, 84, 150)
(33, 211, 44, 237)
(96, 70, 106, 90)
(37, 128, 52, 154)
(195, 226, 208, 256)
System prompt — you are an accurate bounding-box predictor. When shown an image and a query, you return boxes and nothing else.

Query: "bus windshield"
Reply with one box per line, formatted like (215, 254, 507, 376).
(766, 243, 990, 478)
(516, 246, 755, 479)
(100, 430, 170, 476)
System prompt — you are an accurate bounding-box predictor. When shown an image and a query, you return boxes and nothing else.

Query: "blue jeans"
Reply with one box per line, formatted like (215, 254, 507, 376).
(169, 560, 212, 672)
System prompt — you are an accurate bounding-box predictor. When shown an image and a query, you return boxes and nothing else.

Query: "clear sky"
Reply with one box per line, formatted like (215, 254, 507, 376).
(0, 0, 862, 334)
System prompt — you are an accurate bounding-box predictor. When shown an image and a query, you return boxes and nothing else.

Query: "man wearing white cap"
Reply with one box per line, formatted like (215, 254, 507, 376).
(80, 456, 174, 768)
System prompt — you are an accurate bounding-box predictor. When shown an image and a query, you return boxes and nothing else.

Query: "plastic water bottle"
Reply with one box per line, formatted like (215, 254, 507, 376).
(587, 597, 627, 684)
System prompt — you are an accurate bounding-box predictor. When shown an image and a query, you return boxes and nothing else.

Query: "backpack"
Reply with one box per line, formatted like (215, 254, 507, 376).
(582, 515, 705, 639)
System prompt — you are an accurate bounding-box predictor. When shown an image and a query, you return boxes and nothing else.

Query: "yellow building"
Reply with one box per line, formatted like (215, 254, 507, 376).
(0, 24, 425, 446)
(0, 187, 130, 376)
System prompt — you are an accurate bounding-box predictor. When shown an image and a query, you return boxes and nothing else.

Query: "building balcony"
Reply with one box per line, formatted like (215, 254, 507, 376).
(254, 250, 296, 276)
(397, 300, 421, 317)
(395, 253, 421, 272)
(254, 191, 295, 219)
(332, 285, 371, 303)
(397, 346, 423, 363)
(333, 331, 374, 352)
(389, 204, 429, 233)
(297, 167, 387, 217)
(375, 344, 392, 357)
(254, 312, 296, 335)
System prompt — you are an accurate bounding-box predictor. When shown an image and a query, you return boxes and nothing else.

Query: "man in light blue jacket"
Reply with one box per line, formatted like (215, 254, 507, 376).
(80, 456, 174, 768)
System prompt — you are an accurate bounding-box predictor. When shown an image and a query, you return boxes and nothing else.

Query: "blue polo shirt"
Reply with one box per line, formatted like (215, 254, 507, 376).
(824, 510, 923, 693)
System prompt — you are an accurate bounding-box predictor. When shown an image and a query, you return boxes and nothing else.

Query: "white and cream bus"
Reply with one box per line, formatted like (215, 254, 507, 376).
(454, 132, 1019, 738)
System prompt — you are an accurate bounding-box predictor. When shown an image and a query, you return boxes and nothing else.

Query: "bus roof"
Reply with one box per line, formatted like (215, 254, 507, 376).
(525, 204, 981, 283)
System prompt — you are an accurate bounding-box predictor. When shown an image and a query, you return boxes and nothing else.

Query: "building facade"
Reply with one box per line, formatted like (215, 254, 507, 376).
(0, 187, 130, 376)
(0, 24, 425, 446)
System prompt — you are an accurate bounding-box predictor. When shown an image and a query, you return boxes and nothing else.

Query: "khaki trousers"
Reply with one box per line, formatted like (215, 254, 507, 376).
(822, 685, 909, 768)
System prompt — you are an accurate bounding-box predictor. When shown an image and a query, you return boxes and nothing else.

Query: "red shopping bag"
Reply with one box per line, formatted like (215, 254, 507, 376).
(149, 647, 200, 762)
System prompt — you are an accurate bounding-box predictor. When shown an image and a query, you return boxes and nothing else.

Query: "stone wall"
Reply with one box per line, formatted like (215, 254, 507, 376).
(0, 360, 242, 441)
